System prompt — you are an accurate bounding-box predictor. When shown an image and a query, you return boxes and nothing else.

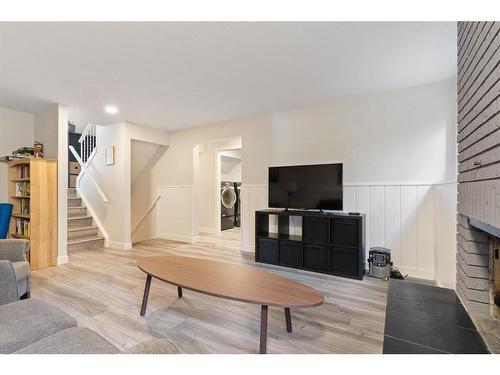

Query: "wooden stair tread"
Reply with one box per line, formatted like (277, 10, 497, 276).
(67, 236, 105, 245)
(68, 207, 85, 211)
(67, 215, 91, 221)
(67, 225, 98, 232)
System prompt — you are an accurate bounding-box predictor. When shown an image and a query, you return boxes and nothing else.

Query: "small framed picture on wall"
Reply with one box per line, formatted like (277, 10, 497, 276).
(105, 146, 115, 165)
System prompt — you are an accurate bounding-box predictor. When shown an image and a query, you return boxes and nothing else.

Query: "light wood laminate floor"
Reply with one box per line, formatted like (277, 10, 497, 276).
(31, 228, 388, 353)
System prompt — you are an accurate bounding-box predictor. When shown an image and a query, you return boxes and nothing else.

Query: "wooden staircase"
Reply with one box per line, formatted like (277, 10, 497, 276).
(67, 188, 105, 249)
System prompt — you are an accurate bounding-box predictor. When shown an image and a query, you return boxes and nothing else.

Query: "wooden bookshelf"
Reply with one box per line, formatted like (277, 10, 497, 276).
(8, 159, 57, 270)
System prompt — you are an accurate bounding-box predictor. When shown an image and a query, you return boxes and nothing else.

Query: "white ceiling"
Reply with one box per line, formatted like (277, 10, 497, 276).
(0, 22, 457, 131)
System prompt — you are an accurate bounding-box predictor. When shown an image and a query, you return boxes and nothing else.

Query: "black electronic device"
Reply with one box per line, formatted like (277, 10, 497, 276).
(268, 163, 343, 210)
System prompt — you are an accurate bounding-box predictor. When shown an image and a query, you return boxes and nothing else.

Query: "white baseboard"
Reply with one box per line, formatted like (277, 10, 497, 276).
(106, 240, 132, 250)
(241, 243, 254, 252)
(198, 227, 216, 234)
(434, 273, 443, 287)
(157, 232, 200, 244)
(57, 255, 69, 265)
(398, 266, 435, 281)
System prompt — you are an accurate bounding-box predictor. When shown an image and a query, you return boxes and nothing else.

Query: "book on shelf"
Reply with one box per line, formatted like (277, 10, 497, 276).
(20, 198, 30, 215)
(15, 218, 30, 238)
(19, 165, 30, 179)
(15, 181, 30, 197)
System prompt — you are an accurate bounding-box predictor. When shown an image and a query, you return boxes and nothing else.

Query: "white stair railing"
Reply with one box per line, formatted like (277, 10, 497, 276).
(69, 123, 109, 202)
(79, 123, 96, 165)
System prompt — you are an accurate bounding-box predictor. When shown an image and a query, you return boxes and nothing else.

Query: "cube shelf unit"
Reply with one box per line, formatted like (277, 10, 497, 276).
(8, 159, 58, 270)
(255, 209, 366, 280)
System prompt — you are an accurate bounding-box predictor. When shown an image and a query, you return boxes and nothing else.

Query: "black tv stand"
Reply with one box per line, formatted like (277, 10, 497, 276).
(255, 209, 366, 280)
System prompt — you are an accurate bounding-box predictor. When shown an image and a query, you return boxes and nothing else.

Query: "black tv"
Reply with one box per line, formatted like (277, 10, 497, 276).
(268, 163, 343, 210)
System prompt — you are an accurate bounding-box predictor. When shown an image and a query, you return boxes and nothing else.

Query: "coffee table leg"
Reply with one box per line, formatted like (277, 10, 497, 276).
(140, 274, 152, 316)
(284, 307, 292, 333)
(260, 305, 268, 354)
(177, 286, 183, 298)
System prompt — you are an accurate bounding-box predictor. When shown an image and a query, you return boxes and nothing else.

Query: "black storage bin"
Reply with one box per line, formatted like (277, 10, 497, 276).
(257, 237, 279, 263)
(255, 210, 365, 280)
(303, 216, 330, 244)
(279, 240, 302, 267)
(331, 247, 359, 276)
(303, 243, 329, 271)
(331, 218, 359, 247)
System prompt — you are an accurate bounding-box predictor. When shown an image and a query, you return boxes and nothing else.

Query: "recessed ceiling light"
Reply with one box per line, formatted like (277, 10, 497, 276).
(105, 105, 118, 114)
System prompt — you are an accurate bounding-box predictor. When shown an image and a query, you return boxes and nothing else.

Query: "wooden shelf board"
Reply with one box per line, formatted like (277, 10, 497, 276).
(10, 233, 30, 240)
(12, 213, 30, 219)
(9, 159, 31, 166)
(10, 196, 30, 199)
(10, 178, 30, 182)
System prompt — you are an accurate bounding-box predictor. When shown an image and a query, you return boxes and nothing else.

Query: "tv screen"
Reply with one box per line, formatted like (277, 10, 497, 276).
(268, 163, 343, 210)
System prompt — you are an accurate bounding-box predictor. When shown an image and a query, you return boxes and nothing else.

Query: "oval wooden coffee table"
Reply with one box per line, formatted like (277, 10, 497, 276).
(137, 255, 324, 353)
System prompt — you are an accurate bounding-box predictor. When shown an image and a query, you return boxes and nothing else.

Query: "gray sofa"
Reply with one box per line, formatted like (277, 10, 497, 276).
(0, 239, 31, 301)
(0, 247, 178, 354)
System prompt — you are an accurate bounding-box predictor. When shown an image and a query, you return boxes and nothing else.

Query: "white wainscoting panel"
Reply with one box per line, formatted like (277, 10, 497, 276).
(384, 186, 401, 266)
(416, 185, 434, 273)
(355, 186, 371, 254)
(346, 184, 435, 279)
(370, 186, 386, 247)
(156, 186, 198, 243)
(343, 186, 357, 212)
(240, 185, 268, 252)
(400, 185, 418, 275)
(433, 182, 457, 288)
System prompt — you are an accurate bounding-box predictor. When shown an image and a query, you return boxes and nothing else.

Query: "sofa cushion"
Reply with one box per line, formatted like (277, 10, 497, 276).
(0, 299, 77, 353)
(11, 261, 29, 282)
(15, 327, 120, 354)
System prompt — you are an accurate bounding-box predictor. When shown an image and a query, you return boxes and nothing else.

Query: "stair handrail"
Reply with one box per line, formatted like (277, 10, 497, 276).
(131, 195, 162, 233)
(69, 145, 109, 203)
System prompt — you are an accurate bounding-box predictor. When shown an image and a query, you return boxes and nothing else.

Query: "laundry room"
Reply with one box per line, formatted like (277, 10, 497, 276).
(219, 149, 241, 232)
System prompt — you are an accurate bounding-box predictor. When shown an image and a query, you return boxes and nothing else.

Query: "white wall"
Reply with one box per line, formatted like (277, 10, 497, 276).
(34, 105, 60, 159)
(0, 107, 34, 202)
(33, 104, 69, 265)
(155, 79, 456, 187)
(78, 122, 169, 248)
(153, 79, 457, 281)
(221, 156, 241, 182)
(131, 139, 167, 243)
(56, 106, 69, 265)
(433, 182, 457, 288)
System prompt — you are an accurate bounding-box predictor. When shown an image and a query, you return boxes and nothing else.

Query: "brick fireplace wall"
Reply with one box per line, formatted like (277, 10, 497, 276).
(457, 21, 500, 317)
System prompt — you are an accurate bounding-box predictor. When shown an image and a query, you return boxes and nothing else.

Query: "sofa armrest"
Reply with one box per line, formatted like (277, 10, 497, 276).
(124, 338, 179, 354)
(0, 260, 19, 305)
(0, 239, 29, 262)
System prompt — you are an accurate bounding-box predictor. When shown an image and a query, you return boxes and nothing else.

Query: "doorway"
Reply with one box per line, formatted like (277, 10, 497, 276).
(193, 136, 242, 250)
(218, 149, 242, 235)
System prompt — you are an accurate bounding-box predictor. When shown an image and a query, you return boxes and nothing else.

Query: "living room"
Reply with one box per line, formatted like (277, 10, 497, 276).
(0, 1, 499, 374)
